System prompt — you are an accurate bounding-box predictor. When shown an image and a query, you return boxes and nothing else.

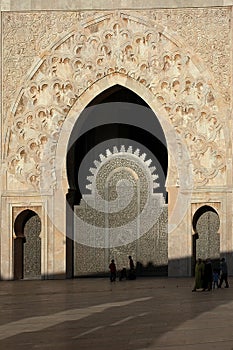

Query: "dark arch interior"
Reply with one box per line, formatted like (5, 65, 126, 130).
(14, 209, 39, 236)
(66, 85, 169, 278)
(66, 85, 168, 205)
(88, 84, 149, 106)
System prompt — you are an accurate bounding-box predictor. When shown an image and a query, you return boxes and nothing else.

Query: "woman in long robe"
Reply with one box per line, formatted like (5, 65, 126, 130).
(192, 258, 205, 291)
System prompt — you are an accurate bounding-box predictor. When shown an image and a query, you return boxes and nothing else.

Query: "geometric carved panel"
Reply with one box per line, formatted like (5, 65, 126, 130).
(74, 145, 167, 275)
(196, 211, 220, 262)
(74, 145, 165, 247)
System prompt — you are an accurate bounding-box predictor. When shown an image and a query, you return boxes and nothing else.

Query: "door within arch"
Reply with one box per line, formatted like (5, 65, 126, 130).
(14, 210, 41, 280)
(66, 85, 168, 277)
(192, 205, 220, 273)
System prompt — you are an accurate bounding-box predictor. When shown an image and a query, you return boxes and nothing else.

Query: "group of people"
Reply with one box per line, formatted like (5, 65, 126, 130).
(109, 255, 136, 282)
(192, 257, 229, 292)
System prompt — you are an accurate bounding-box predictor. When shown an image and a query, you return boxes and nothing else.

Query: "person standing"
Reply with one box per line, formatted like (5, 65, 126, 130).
(128, 255, 134, 270)
(213, 268, 219, 289)
(192, 258, 205, 292)
(109, 259, 116, 282)
(218, 258, 229, 288)
(128, 255, 136, 280)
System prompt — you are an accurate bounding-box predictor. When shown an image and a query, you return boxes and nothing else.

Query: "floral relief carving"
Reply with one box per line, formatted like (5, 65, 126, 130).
(142, 7, 231, 103)
(4, 11, 228, 189)
(2, 11, 98, 117)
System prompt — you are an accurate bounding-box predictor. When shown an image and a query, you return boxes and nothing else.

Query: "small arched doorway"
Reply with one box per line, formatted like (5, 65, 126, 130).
(192, 205, 220, 273)
(14, 210, 41, 280)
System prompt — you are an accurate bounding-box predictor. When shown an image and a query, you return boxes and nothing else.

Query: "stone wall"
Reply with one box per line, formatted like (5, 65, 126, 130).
(0, 2, 232, 279)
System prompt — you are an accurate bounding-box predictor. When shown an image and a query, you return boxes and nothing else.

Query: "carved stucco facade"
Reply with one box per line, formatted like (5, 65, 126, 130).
(0, 1, 233, 279)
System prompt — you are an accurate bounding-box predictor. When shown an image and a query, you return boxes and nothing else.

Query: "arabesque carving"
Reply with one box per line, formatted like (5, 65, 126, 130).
(144, 7, 231, 103)
(4, 12, 227, 189)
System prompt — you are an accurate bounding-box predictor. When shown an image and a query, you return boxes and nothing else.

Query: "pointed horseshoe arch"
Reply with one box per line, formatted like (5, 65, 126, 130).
(192, 205, 220, 274)
(5, 12, 228, 192)
(14, 209, 41, 280)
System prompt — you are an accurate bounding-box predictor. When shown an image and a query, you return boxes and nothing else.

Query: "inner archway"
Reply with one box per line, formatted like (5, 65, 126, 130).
(14, 210, 41, 280)
(192, 205, 220, 273)
(66, 85, 168, 277)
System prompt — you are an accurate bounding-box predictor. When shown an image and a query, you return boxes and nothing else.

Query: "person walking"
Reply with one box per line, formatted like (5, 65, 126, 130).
(192, 258, 205, 292)
(218, 258, 229, 288)
(109, 259, 117, 282)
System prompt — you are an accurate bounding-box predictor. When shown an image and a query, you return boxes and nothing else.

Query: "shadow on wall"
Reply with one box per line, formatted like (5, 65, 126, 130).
(71, 252, 232, 279)
(72, 261, 168, 279)
(1, 252, 233, 281)
(78, 251, 230, 280)
(136, 261, 167, 276)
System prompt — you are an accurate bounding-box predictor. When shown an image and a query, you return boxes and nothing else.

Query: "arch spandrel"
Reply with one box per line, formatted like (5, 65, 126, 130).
(4, 12, 228, 190)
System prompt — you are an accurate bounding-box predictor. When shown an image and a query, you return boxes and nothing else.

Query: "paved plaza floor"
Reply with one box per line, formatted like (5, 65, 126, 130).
(0, 276, 233, 349)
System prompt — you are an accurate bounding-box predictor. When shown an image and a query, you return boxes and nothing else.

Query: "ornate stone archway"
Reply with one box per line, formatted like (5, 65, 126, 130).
(1, 10, 230, 279)
(4, 12, 227, 190)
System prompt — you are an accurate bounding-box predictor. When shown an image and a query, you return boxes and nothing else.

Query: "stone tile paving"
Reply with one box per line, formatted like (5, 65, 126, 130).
(0, 277, 232, 349)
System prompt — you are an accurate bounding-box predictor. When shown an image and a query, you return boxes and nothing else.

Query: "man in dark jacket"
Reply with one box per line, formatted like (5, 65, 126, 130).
(109, 259, 117, 282)
(128, 256, 136, 280)
(218, 258, 229, 288)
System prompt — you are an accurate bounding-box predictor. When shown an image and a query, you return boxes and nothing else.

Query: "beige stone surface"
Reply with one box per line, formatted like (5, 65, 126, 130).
(1, 0, 233, 10)
(0, 2, 233, 279)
